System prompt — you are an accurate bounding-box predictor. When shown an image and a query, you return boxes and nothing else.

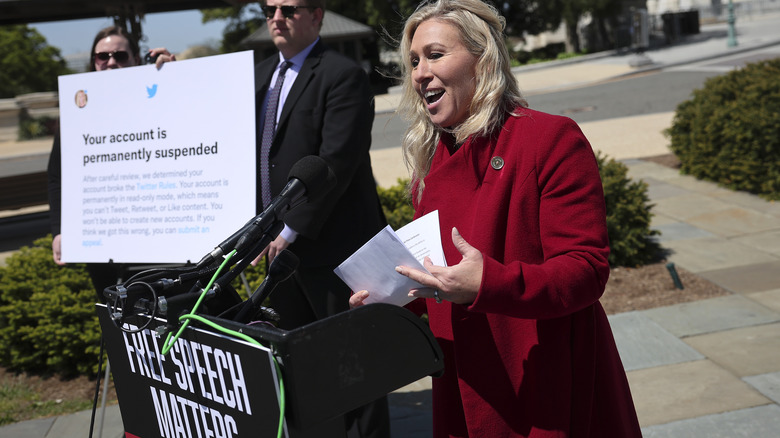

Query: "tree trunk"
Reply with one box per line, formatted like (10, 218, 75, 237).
(564, 19, 581, 53)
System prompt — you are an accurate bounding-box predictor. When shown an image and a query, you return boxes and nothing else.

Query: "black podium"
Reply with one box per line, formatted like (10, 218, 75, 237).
(97, 302, 443, 438)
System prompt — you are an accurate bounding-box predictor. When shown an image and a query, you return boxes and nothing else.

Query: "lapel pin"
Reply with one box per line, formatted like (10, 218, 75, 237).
(491, 156, 504, 170)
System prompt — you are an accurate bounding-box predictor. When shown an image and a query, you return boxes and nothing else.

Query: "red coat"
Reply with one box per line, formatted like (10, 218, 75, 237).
(410, 108, 642, 437)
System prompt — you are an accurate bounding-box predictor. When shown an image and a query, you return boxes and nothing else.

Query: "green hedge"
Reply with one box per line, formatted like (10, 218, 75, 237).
(0, 236, 99, 377)
(377, 179, 415, 230)
(0, 236, 263, 376)
(597, 153, 661, 267)
(17, 114, 57, 140)
(667, 58, 780, 200)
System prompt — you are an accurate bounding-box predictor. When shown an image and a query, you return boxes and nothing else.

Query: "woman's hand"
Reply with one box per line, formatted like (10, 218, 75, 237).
(349, 290, 370, 308)
(149, 47, 176, 69)
(397, 227, 482, 305)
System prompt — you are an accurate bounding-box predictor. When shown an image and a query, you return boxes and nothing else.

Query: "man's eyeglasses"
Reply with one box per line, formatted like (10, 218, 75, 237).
(261, 5, 315, 19)
(95, 51, 130, 63)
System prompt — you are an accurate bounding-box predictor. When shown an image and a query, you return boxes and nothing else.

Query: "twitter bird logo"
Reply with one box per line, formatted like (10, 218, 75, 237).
(146, 84, 158, 98)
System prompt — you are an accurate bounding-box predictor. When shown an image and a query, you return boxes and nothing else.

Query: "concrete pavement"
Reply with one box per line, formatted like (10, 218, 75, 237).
(2, 12, 780, 438)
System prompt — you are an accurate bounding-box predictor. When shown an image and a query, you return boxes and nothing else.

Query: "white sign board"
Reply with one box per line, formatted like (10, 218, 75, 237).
(58, 51, 256, 263)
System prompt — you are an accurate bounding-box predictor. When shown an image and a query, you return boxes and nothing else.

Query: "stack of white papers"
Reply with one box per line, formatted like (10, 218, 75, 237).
(334, 211, 446, 306)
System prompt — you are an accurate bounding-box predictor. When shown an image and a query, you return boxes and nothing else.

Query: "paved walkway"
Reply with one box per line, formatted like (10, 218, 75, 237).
(2, 12, 780, 438)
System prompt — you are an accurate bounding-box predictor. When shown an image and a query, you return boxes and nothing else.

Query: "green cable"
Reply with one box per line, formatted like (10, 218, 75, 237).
(161, 249, 237, 355)
(180, 313, 286, 438)
(158, 249, 287, 438)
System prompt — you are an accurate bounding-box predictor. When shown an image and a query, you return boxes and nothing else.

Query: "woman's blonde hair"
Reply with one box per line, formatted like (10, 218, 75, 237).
(398, 0, 527, 198)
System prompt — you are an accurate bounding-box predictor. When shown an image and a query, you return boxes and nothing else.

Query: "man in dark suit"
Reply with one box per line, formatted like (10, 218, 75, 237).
(253, 1, 390, 437)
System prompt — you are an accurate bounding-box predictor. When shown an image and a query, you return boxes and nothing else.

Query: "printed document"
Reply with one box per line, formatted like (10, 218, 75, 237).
(334, 211, 445, 306)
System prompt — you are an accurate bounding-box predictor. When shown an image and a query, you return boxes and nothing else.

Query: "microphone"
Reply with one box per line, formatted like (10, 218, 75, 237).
(234, 155, 336, 253)
(233, 249, 300, 323)
(195, 218, 255, 268)
(196, 155, 336, 266)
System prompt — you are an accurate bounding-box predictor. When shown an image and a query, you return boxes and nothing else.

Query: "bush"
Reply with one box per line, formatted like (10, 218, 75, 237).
(666, 58, 780, 200)
(377, 179, 415, 230)
(0, 236, 99, 377)
(597, 154, 661, 267)
(18, 114, 56, 140)
(512, 42, 576, 66)
(0, 235, 264, 378)
(230, 261, 266, 299)
(377, 157, 660, 268)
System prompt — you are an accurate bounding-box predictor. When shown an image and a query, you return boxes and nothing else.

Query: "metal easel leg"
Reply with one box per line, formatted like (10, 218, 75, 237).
(97, 359, 111, 438)
(240, 271, 252, 295)
(97, 267, 125, 438)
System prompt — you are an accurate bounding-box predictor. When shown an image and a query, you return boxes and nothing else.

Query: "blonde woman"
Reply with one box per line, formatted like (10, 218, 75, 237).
(351, 0, 642, 436)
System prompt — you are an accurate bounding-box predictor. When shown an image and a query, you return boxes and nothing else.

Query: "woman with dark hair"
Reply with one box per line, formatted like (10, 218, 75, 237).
(48, 25, 174, 297)
(351, 1, 642, 436)
(87, 25, 175, 71)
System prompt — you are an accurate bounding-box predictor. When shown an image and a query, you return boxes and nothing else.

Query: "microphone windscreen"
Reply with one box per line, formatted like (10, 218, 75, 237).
(287, 155, 337, 202)
(268, 249, 300, 282)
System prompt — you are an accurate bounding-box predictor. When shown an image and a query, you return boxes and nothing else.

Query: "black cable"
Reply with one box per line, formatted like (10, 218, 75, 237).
(178, 265, 221, 283)
(122, 264, 195, 285)
(107, 281, 159, 333)
(211, 221, 285, 293)
(123, 281, 158, 333)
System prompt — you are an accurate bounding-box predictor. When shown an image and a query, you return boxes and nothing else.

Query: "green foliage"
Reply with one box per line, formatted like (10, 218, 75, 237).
(513, 42, 568, 65)
(376, 159, 660, 268)
(328, 0, 418, 42)
(229, 262, 267, 300)
(200, 6, 265, 53)
(556, 51, 584, 61)
(0, 234, 271, 378)
(503, 0, 622, 52)
(502, 0, 565, 36)
(17, 114, 56, 140)
(597, 154, 661, 267)
(666, 58, 780, 200)
(0, 25, 71, 98)
(0, 236, 99, 377)
(377, 179, 415, 230)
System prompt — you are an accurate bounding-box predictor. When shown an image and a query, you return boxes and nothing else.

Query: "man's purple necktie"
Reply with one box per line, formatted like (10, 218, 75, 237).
(260, 61, 291, 208)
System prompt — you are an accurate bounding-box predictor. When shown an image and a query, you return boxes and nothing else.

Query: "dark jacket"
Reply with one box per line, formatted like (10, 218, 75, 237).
(254, 40, 386, 268)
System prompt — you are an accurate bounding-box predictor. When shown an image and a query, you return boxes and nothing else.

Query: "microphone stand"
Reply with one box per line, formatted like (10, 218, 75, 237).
(160, 220, 286, 329)
(103, 220, 287, 334)
(213, 220, 285, 293)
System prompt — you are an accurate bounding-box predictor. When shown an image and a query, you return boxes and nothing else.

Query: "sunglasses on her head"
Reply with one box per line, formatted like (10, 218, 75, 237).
(261, 4, 315, 19)
(95, 50, 130, 62)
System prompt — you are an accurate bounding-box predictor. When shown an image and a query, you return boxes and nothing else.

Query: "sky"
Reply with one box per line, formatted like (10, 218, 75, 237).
(31, 10, 228, 57)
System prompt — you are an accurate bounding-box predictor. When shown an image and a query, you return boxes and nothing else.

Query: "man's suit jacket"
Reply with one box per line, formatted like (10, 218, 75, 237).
(254, 41, 386, 268)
